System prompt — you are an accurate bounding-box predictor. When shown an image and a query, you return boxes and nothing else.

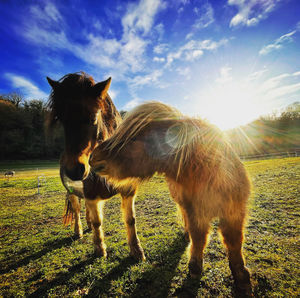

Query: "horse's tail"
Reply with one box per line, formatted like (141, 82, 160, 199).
(105, 101, 182, 153)
(62, 197, 74, 226)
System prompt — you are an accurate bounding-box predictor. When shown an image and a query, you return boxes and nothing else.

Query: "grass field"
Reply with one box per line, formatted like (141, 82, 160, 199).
(0, 158, 299, 297)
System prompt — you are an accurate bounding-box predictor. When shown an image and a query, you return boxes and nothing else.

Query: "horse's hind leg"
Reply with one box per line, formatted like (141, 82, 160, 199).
(68, 194, 83, 238)
(85, 199, 107, 257)
(121, 194, 145, 260)
(179, 203, 210, 277)
(219, 215, 252, 296)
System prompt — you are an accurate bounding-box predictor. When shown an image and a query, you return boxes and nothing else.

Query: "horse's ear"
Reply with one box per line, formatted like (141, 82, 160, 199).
(93, 77, 111, 98)
(46, 77, 60, 89)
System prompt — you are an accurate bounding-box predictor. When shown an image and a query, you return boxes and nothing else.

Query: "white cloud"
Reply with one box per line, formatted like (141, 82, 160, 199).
(228, 0, 282, 28)
(185, 32, 194, 40)
(5, 73, 47, 99)
(185, 49, 203, 61)
(216, 66, 232, 84)
(154, 23, 164, 39)
(22, 2, 156, 77)
(176, 67, 191, 80)
(30, 2, 63, 25)
(21, 0, 169, 79)
(23, 25, 70, 49)
(153, 56, 165, 62)
(264, 82, 300, 101)
(123, 98, 141, 110)
(193, 2, 214, 30)
(129, 69, 164, 89)
(259, 31, 297, 55)
(122, 0, 166, 36)
(153, 43, 169, 54)
(248, 68, 268, 81)
(259, 71, 300, 93)
(166, 38, 228, 66)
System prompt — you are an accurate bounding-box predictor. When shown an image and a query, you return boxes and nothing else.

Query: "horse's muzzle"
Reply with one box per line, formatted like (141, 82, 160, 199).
(65, 162, 86, 181)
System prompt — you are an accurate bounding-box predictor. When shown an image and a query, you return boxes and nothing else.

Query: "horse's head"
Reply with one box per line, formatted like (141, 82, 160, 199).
(46, 72, 111, 181)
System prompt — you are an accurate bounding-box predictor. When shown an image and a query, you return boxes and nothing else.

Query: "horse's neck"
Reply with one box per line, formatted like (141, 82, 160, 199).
(98, 95, 122, 142)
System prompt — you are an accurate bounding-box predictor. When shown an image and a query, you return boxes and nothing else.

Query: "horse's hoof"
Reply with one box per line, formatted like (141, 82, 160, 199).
(94, 247, 107, 258)
(231, 266, 252, 297)
(86, 222, 92, 231)
(188, 258, 203, 278)
(74, 231, 83, 239)
(184, 231, 190, 242)
(235, 283, 253, 298)
(130, 245, 146, 261)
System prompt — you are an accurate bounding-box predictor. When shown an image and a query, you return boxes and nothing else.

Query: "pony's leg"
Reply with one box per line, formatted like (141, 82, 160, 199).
(180, 204, 210, 277)
(68, 194, 83, 238)
(168, 179, 189, 240)
(121, 194, 145, 260)
(85, 199, 107, 257)
(85, 200, 92, 231)
(219, 217, 252, 295)
(177, 206, 189, 241)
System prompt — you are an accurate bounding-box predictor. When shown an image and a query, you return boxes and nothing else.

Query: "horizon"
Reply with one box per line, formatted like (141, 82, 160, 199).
(0, 0, 300, 130)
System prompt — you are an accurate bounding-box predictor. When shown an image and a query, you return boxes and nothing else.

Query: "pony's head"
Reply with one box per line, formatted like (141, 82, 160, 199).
(47, 72, 111, 181)
(89, 102, 183, 182)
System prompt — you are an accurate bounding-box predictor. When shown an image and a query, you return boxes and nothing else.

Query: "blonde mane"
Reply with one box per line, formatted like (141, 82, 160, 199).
(105, 101, 182, 152)
(105, 101, 229, 179)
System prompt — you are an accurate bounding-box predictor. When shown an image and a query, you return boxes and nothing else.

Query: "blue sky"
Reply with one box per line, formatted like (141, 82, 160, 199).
(1, 0, 300, 129)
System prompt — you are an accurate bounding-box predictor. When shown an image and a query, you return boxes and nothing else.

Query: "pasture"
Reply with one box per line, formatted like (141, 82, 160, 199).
(0, 157, 299, 297)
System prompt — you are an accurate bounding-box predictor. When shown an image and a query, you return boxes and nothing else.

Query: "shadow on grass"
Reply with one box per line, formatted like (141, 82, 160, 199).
(173, 276, 202, 298)
(23, 232, 189, 297)
(115, 232, 189, 298)
(29, 256, 138, 297)
(28, 256, 96, 297)
(0, 229, 91, 275)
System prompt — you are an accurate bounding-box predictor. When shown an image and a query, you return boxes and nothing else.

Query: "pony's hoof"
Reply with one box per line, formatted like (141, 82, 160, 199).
(74, 231, 83, 239)
(75, 234, 83, 240)
(235, 283, 253, 298)
(86, 222, 92, 231)
(130, 245, 146, 261)
(184, 231, 190, 242)
(231, 266, 252, 297)
(188, 258, 203, 278)
(94, 247, 107, 258)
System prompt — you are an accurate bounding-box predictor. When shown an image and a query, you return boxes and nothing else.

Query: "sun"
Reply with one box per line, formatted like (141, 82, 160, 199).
(196, 81, 263, 130)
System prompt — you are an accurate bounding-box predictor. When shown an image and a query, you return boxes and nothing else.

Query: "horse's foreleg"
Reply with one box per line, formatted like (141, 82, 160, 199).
(85, 200, 92, 231)
(85, 199, 106, 257)
(68, 194, 83, 238)
(121, 194, 145, 260)
(219, 216, 252, 296)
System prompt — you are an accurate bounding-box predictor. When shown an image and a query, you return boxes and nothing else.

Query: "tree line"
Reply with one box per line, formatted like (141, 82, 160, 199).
(0, 93, 63, 160)
(227, 102, 300, 156)
(0, 92, 299, 160)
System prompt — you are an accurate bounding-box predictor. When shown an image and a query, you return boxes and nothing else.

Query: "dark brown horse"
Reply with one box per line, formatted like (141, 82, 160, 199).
(46, 72, 144, 259)
(90, 101, 252, 295)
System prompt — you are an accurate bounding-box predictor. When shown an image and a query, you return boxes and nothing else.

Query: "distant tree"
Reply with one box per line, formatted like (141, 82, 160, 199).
(0, 92, 24, 107)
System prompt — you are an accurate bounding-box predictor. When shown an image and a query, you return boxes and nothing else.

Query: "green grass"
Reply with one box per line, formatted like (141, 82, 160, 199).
(0, 158, 299, 297)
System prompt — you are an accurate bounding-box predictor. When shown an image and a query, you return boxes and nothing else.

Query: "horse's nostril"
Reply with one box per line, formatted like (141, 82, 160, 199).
(77, 163, 85, 177)
(65, 163, 86, 181)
